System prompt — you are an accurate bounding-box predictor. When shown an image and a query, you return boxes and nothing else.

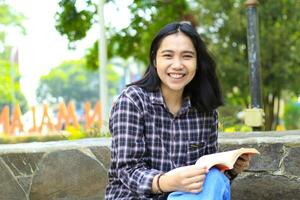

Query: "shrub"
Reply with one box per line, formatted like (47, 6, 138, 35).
(283, 101, 300, 130)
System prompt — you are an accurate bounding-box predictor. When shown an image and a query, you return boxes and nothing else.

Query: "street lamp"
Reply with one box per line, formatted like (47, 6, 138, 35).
(244, 0, 265, 130)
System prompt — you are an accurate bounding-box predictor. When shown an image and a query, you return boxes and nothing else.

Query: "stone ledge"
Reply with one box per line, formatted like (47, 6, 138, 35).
(219, 130, 300, 144)
(0, 130, 299, 200)
(0, 138, 111, 154)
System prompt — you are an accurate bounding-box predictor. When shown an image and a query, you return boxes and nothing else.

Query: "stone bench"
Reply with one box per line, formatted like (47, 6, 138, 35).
(0, 130, 299, 200)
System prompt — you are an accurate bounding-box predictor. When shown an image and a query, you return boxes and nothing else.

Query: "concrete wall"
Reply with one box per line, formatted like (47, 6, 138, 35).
(0, 130, 299, 200)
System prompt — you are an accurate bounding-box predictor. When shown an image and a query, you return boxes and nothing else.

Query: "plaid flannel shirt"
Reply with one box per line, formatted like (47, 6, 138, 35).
(105, 86, 218, 200)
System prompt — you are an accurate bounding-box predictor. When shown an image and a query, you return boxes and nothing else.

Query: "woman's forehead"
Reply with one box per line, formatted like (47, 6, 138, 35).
(157, 32, 196, 53)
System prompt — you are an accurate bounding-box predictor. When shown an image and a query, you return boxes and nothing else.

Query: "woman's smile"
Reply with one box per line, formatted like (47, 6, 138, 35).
(168, 72, 186, 79)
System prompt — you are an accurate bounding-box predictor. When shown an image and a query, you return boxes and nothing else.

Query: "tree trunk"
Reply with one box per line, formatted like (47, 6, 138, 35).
(274, 91, 281, 130)
(263, 93, 275, 131)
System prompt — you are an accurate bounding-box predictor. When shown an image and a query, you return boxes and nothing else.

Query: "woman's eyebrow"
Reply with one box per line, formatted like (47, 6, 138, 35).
(160, 49, 174, 54)
(182, 50, 195, 55)
(160, 50, 195, 54)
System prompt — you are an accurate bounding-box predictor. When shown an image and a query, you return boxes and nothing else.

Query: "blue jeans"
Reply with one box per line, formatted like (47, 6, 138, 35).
(167, 168, 230, 200)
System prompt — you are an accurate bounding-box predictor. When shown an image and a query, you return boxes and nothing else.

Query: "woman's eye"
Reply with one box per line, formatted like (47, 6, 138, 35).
(163, 54, 172, 58)
(183, 55, 193, 59)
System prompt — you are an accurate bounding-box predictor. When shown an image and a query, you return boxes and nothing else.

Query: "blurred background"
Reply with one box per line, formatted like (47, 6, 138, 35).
(0, 0, 300, 142)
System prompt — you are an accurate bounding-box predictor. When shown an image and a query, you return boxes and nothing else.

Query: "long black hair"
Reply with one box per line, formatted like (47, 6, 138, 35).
(128, 21, 223, 112)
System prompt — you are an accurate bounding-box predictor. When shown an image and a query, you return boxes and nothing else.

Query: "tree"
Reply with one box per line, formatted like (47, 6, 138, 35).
(55, 0, 95, 49)
(0, 60, 27, 111)
(36, 59, 120, 109)
(0, 1, 27, 111)
(55, 0, 194, 69)
(55, 0, 300, 130)
(193, 0, 300, 130)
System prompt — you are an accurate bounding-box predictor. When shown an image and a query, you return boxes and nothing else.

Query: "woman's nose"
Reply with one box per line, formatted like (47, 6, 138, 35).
(172, 58, 183, 70)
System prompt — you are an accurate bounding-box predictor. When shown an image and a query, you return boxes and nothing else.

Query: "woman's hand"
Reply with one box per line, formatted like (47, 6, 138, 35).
(233, 153, 251, 174)
(159, 165, 208, 193)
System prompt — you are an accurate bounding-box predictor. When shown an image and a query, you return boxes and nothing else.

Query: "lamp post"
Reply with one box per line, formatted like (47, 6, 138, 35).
(98, 0, 108, 132)
(244, 0, 264, 130)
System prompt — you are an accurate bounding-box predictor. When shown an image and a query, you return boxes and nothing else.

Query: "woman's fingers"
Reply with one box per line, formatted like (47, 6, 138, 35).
(163, 165, 209, 192)
(236, 159, 249, 168)
(170, 165, 207, 180)
(234, 154, 252, 173)
(186, 181, 205, 193)
(182, 165, 208, 177)
(180, 168, 206, 193)
(239, 154, 251, 161)
(182, 174, 206, 186)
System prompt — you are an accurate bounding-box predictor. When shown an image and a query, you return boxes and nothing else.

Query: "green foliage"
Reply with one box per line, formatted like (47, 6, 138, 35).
(55, 0, 96, 48)
(283, 101, 300, 130)
(36, 59, 120, 107)
(55, 0, 300, 130)
(66, 126, 86, 140)
(0, 2, 24, 27)
(82, 125, 111, 138)
(218, 106, 243, 128)
(191, 0, 300, 130)
(0, 59, 28, 111)
(218, 105, 251, 132)
(0, 134, 68, 144)
(193, 0, 249, 107)
(56, 0, 195, 63)
(37, 59, 99, 106)
(108, 0, 193, 63)
(67, 125, 111, 140)
(0, 2, 27, 111)
(85, 41, 98, 70)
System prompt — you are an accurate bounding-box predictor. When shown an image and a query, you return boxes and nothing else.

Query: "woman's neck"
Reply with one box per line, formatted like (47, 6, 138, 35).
(160, 86, 183, 116)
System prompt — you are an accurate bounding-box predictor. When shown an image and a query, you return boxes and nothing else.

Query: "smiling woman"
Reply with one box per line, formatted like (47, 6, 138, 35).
(155, 32, 197, 115)
(102, 22, 250, 200)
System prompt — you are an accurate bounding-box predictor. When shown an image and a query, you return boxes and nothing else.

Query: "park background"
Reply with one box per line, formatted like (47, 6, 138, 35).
(1, 0, 300, 143)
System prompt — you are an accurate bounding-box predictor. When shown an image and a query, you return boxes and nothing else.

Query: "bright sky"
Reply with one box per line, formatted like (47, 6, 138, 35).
(7, 0, 131, 106)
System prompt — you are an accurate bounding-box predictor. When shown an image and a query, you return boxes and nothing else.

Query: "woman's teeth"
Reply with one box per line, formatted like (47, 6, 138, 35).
(169, 73, 184, 78)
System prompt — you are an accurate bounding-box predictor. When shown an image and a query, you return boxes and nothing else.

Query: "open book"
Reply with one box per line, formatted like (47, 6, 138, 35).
(195, 148, 260, 171)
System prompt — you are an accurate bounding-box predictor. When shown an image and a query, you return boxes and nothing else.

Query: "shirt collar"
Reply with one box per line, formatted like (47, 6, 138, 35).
(149, 89, 192, 114)
(149, 89, 165, 105)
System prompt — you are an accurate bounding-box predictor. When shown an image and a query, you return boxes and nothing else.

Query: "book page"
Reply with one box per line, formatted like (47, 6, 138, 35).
(195, 148, 259, 170)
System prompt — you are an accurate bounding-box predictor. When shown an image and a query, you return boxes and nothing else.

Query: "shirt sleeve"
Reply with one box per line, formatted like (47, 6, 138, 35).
(205, 110, 219, 154)
(109, 93, 160, 196)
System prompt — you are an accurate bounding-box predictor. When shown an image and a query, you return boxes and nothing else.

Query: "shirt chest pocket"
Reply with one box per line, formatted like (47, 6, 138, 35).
(186, 141, 206, 165)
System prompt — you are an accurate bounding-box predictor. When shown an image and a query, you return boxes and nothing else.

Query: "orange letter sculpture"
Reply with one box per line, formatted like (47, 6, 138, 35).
(39, 104, 56, 133)
(28, 106, 38, 133)
(56, 101, 79, 130)
(84, 101, 102, 129)
(0, 105, 10, 134)
(10, 104, 24, 134)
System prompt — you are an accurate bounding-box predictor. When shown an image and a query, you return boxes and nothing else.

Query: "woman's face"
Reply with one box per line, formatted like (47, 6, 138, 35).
(155, 32, 197, 95)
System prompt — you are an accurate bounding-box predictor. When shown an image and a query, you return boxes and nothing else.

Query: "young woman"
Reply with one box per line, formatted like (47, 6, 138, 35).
(105, 22, 251, 200)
